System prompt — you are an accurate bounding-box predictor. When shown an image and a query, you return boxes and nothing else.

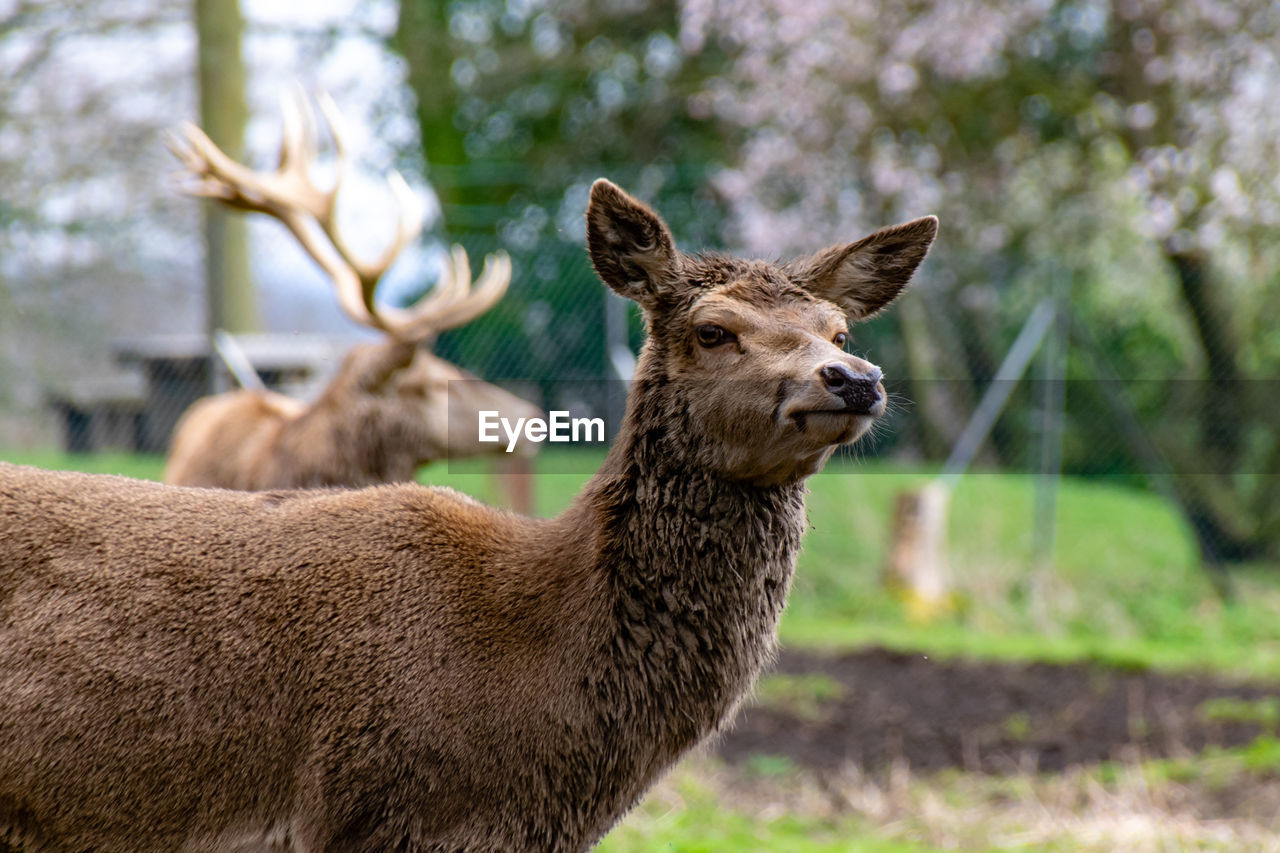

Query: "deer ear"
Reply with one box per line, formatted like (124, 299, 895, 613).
(793, 216, 938, 320)
(586, 179, 678, 309)
(348, 340, 418, 393)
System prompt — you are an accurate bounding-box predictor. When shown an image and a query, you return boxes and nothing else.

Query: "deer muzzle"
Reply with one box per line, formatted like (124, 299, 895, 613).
(818, 363, 884, 415)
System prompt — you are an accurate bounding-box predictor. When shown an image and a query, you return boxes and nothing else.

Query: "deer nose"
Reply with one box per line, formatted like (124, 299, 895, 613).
(820, 364, 882, 413)
(820, 363, 855, 390)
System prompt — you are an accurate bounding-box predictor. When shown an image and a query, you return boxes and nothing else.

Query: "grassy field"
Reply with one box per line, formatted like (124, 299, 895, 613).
(6, 448, 1280, 850)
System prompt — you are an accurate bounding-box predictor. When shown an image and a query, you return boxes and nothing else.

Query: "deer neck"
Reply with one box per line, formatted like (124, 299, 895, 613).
(574, 354, 809, 760)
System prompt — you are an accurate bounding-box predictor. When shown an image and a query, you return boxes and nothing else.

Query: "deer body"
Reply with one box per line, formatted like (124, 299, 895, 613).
(0, 181, 935, 851)
(0, 426, 799, 851)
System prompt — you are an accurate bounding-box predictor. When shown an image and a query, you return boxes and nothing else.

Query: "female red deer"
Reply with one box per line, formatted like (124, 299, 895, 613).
(0, 179, 936, 851)
(164, 94, 541, 507)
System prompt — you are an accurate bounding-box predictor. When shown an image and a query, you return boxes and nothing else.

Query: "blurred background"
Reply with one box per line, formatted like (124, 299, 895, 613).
(3, 0, 1280, 849)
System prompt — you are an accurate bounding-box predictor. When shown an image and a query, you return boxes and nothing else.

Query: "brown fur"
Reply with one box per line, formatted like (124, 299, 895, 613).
(0, 180, 936, 851)
(164, 340, 542, 490)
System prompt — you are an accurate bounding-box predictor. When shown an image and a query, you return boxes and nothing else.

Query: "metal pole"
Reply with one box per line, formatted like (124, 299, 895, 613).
(891, 298, 1056, 623)
(1033, 286, 1069, 568)
(940, 298, 1056, 488)
(213, 329, 265, 393)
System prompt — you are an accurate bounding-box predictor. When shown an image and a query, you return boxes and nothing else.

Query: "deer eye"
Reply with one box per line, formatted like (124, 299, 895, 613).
(833, 332, 848, 347)
(696, 324, 729, 348)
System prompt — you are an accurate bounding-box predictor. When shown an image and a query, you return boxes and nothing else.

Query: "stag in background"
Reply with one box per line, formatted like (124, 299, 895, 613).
(163, 93, 540, 510)
(0, 178, 936, 851)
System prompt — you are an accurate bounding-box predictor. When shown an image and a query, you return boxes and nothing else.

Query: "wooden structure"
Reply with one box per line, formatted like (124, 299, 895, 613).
(47, 333, 350, 453)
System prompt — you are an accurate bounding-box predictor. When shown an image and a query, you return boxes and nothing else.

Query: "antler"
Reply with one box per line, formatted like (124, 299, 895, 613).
(167, 88, 511, 341)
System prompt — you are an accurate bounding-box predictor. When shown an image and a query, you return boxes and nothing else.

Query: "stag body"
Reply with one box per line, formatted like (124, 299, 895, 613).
(0, 181, 936, 851)
(165, 340, 537, 490)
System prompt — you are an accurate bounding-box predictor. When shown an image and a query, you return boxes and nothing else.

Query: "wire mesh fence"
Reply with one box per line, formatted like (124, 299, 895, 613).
(6, 237, 1261, 479)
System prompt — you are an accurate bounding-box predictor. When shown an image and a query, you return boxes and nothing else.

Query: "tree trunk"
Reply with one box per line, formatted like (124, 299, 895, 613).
(194, 0, 255, 334)
(393, 0, 469, 226)
(1164, 249, 1261, 564)
(1168, 249, 1243, 461)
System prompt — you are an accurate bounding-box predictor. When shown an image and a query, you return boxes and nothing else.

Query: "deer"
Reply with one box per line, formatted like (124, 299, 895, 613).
(163, 92, 542, 508)
(0, 179, 936, 852)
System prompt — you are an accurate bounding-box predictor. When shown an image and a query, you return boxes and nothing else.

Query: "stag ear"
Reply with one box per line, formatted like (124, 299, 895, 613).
(793, 216, 938, 321)
(586, 179, 679, 309)
(347, 340, 418, 393)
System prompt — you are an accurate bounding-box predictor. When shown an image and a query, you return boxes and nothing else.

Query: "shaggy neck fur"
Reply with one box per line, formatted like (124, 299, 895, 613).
(568, 343, 808, 843)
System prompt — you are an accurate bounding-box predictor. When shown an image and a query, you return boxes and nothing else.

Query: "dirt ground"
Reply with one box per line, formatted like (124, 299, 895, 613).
(716, 647, 1280, 774)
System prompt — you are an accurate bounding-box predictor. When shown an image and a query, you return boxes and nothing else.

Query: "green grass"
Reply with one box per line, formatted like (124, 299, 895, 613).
(2, 450, 169, 480)
(5, 447, 1280, 679)
(1199, 697, 1280, 731)
(785, 458, 1280, 679)
(1109, 732, 1280, 788)
(597, 766, 941, 853)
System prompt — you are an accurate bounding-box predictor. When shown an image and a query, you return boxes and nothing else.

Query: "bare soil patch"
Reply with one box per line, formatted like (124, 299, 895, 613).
(716, 647, 1280, 774)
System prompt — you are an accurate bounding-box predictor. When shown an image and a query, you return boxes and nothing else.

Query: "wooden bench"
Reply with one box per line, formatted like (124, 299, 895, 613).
(47, 333, 356, 453)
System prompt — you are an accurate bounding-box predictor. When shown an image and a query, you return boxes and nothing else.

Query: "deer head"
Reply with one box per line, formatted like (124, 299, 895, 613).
(587, 178, 937, 485)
